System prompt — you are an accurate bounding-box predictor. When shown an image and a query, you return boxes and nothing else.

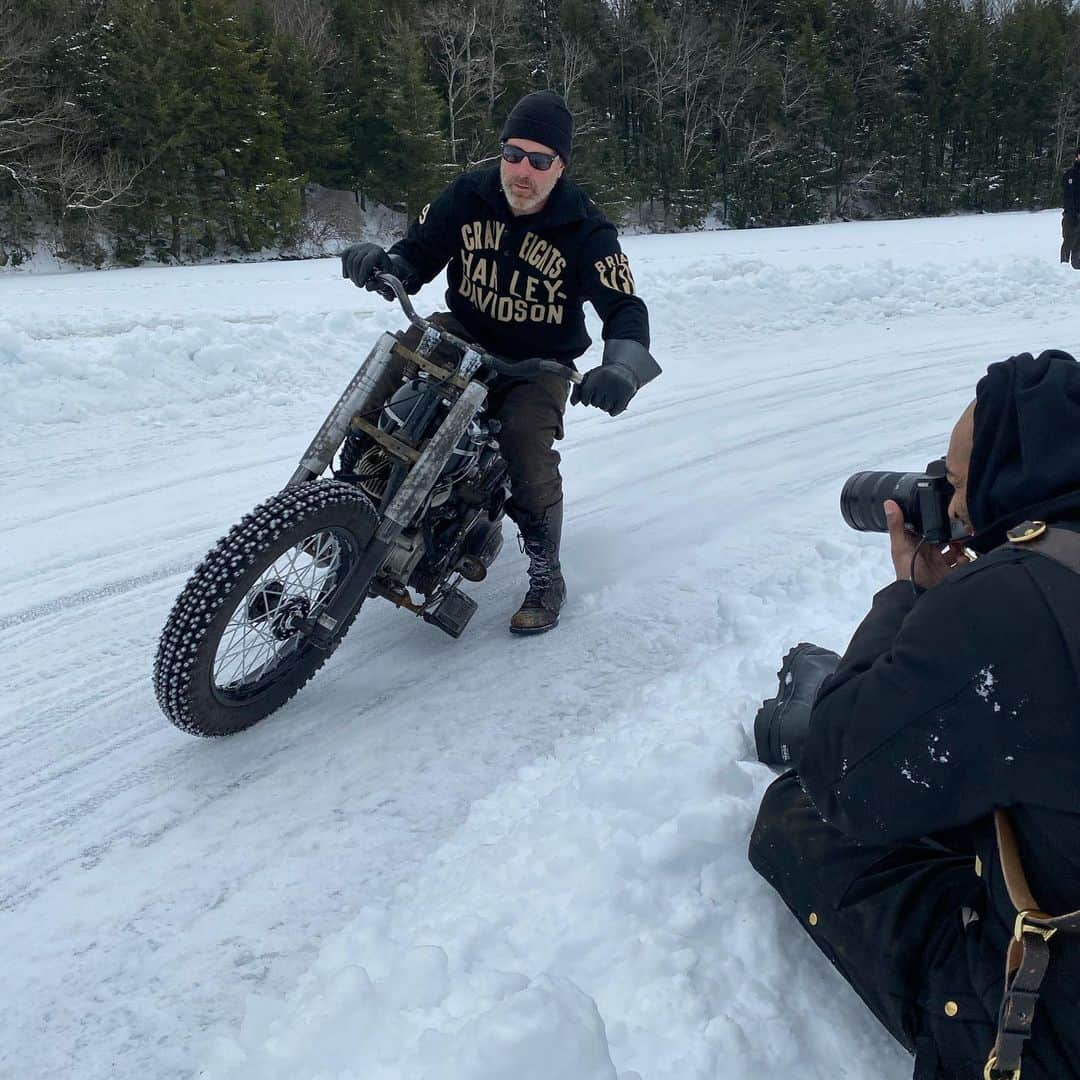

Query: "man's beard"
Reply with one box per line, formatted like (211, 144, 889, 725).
(502, 176, 543, 212)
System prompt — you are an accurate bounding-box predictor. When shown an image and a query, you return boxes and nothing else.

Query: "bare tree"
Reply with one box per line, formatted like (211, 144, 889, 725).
(710, 0, 769, 154)
(674, 12, 722, 183)
(259, 0, 338, 72)
(53, 131, 148, 212)
(835, 153, 889, 217)
(641, 0, 732, 220)
(640, 17, 680, 179)
(776, 41, 824, 131)
(425, 2, 485, 164)
(551, 28, 592, 102)
(476, 0, 520, 124)
(1, 0, 149, 230)
(602, 0, 637, 159)
(1054, 31, 1080, 170)
(0, 2, 70, 193)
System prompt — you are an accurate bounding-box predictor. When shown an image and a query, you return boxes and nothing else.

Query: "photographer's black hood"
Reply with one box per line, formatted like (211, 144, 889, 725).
(967, 349, 1080, 552)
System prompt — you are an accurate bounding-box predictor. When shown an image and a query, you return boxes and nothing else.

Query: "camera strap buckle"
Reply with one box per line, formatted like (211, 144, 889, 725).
(1006, 520, 1048, 544)
(985, 810, 1080, 1080)
(983, 1053, 1021, 1080)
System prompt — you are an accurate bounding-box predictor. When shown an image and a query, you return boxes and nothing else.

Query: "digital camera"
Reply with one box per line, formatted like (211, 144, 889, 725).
(840, 458, 955, 543)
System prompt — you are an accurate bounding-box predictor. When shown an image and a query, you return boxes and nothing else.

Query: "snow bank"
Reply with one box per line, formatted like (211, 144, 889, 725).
(0, 301, 413, 442)
(657, 252, 1061, 335)
(203, 534, 908, 1080)
(2, 211, 1073, 441)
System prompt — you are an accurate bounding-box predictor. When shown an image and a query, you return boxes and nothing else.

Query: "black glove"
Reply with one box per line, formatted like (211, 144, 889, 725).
(572, 364, 639, 416)
(571, 339, 661, 417)
(341, 243, 395, 298)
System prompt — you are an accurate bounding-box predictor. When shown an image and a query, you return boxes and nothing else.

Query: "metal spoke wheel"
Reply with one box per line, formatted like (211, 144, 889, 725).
(154, 481, 378, 736)
(212, 529, 347, 695)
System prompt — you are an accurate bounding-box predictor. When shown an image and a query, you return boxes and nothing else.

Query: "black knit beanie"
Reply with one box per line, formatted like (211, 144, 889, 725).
(500, 91, 573, 166)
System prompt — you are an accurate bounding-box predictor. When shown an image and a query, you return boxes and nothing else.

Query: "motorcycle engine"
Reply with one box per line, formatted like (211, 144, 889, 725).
(348, 444, 392, 503)
(345, 376, 488, 506)
(379, 377, 483, 483)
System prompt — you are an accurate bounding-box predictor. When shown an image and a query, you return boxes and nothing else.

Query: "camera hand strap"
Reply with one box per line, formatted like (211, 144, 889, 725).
(985, 522, 1080, 1080)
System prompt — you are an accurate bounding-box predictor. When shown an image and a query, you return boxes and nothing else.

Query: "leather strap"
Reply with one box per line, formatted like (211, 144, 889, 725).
(994, 810, 1042, 916)
(988, 924, 1051, 1079)
(1020, 525, 1080, 574)
(995, 810, 1080, 939)
(986, 524, 1080, 1078)
(986, 814, 1080, 1078)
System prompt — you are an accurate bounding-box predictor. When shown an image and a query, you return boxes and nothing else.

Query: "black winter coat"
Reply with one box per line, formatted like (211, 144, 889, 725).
(1064, 163, 1080, 216)
(799, 351, 1080, 1079)
(388, 168, 649, 364)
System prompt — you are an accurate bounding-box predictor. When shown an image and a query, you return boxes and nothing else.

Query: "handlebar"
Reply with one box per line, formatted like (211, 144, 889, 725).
(374, 272, 583, 386)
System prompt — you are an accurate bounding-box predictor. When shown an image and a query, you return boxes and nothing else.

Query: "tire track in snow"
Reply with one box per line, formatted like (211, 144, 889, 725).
(0, 559, 204, 632)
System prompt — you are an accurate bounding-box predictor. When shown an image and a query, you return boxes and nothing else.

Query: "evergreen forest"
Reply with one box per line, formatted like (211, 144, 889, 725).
(3, 0, 1079, 266)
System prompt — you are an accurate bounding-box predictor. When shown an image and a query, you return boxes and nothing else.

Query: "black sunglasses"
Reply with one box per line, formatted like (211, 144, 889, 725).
(501, 143, 560, 171)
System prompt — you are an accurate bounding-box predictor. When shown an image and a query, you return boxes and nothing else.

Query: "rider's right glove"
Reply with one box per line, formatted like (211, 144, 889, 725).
(572, 339, 662, 417)
(341, 243, 396, 299)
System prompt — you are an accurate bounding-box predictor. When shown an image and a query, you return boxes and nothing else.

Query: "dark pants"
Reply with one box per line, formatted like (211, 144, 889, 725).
(486, 370, 569, 521)
(749, 773, 998, 1079)
(403, 312, 569, 521)
(1062, 212, 1079, 266)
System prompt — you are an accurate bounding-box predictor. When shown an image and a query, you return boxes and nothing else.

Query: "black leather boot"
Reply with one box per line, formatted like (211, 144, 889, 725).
(509, 500, 566, 635)
(753, 643, 841, 769)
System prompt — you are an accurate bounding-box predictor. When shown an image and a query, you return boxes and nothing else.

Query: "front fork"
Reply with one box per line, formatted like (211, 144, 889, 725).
(307, 381, 488, 649)
(286, 333, 400, 488)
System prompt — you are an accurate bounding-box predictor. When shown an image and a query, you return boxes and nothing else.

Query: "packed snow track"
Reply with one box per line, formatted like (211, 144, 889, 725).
(2, 211, 1076, 1080)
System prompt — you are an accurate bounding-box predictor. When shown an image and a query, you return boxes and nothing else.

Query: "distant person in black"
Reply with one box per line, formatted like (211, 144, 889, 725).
(750, 351, 1080, 1080)
(1061, 148, 1080, 267)
(339, 91, 660, 635)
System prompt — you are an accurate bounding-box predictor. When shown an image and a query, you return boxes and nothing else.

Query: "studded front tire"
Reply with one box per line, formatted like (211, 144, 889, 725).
(153, 480, 378, 736)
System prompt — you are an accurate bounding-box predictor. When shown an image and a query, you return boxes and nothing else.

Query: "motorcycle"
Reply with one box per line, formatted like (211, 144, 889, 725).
(153, 275, 582, 736)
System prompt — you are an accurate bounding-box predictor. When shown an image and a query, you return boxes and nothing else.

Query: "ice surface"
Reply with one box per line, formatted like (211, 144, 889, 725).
(2, 209, 1076, 1080)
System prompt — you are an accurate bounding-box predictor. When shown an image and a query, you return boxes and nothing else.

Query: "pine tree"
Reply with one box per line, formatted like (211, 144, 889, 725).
(172, 0, 299, 252)
(378, 24, 448, 220)
(328, 0, 401, 200)
(242, 5, 348, 190)
(993, 0, 1068, 208)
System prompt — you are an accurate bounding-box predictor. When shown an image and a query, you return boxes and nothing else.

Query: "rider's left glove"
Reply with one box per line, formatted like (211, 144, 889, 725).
(572, 339, 662, 417)
(341, 243, 396, 299)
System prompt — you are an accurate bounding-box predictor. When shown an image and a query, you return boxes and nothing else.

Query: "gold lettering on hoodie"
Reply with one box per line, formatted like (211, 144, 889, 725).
(460, 220, 506, 253)
(456, 223, 567, 325)
(594, 252, 636, 295)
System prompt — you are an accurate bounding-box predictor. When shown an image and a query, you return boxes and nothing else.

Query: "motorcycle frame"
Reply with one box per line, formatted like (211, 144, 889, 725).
(294, 274, 579, 649)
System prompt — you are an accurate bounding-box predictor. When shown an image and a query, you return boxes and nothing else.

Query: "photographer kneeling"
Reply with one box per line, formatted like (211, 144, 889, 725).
(749, 351, 1080, 1080)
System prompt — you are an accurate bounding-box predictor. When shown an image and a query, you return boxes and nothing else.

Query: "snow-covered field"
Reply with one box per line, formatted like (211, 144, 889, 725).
(3, 211, 1076, 1080)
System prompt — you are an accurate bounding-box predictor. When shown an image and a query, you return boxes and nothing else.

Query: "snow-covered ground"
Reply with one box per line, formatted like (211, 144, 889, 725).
(2, 210, 1076, 1080)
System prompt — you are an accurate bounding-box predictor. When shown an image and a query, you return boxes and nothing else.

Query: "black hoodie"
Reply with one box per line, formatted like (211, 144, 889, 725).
(388, 167, 649, 365)
(968, 350, 1080, 551)
(799, 351, 1080, 1079)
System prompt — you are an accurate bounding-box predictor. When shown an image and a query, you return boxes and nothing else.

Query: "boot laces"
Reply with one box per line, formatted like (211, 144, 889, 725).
(525, 553, 555, 597)
(522, 541, 559, 604)
(522, 579, 548, 606)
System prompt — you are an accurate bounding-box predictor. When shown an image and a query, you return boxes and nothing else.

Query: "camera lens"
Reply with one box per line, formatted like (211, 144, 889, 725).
(840, 471, 925, 534)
